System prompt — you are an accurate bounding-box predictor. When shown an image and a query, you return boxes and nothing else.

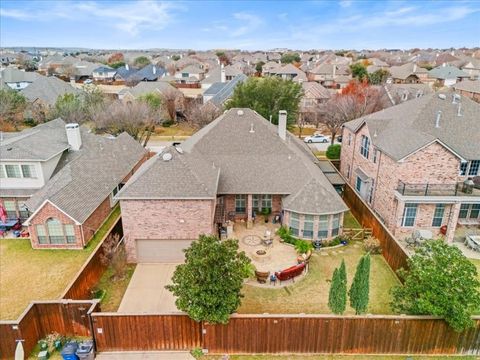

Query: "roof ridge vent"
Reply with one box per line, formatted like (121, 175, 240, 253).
(457, 103, 463, 117)
(452, 93, 461, 104)
(435, 110, 442, 128)
(249, 123, 255, 133)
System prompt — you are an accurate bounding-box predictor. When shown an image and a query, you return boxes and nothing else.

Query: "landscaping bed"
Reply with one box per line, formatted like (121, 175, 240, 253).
(238, 242, 400, 315)
(95, 264, 136, 312)
(0, 206, 120, 320)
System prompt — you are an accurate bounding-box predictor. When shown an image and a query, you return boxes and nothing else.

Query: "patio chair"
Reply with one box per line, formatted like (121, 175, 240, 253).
(263, 230, 273, 247)
(466, 237, 477, 250)
(405, 236, 416, 248)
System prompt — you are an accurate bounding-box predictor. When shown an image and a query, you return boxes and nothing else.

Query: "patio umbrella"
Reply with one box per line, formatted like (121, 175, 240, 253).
(0, 204, 7, 223)
(14, 340, 24, 360)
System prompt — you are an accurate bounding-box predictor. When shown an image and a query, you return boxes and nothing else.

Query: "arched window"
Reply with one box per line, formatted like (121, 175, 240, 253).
(46, 218, 64, 244)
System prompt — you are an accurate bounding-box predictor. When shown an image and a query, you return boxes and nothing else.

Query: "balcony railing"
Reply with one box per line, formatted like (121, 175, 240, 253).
(396, 181, 479, 197)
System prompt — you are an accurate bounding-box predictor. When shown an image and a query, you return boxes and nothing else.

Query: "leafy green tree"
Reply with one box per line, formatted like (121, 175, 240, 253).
(138, 92, 163, 111)
(171, 55, 181, 61)
(349, 63, 368, 81)
(0, 89, 27, 123)
(326, 144, 341, 159)
(328, 260, 347, 314)
(280, 52, 301, 64)
(133, 56, 151, 68)
(391, 240, 480, 332)
(51, 93, 86, 123)
(368, 69, 390, 85)
(109, 61, 126, 69)
(349, 253, 371, 314)
(255, 61, 265, 73)
(226, 77, 303, 127)
(166, 235, 251, 324)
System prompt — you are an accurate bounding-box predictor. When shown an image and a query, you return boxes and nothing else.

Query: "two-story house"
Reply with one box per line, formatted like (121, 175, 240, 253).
(92, 66, 117, 82)
(340, 91, 480, 243)
(0, 119, 146, 249)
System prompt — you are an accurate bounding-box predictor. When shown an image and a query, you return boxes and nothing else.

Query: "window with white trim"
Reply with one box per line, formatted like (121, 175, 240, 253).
(331, 214, 340, 237)
(235, 195, 246, 213)
(64, 224, 76, 243)
(5, 164, 21, 178)
(303, 215, 314, 239)
(469, 160, 480, 176)
(21, 165, 37, 178)
(289, 212, 300, 237)
(460, 162, 468, 176)
(459, 204, 480, 219)
(261, 194, 272, 211)
(432, 204, 445, 227)
(3, 200, 17, 219)
(318, 215, 329, 238)
(401, 203, 418, 227)
(47, 218, 65, 244)
(36, 225, 48, 244)
(360, 135, 370, 159)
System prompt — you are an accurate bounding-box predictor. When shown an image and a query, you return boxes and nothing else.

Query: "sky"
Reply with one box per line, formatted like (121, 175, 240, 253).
(1, 0, 479, 50)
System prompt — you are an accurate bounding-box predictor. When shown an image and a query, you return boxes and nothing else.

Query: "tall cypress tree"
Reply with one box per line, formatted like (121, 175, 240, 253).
(328, 260, 347, 314)
(349, 254, 371, 315)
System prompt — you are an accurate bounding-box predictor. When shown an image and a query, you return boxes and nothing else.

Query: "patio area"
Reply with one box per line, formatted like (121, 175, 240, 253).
(233, 220, 301, 283)
(453, 225, 480, 260)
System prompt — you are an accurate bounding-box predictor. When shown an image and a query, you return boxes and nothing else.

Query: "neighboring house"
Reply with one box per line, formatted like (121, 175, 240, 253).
(0, 67, 39, 90)
(266, 64, 307, 82)
(20, 75, 81, 106)
(0, 119, 147, 249)
(204, 74, 247, 108)
(428, 65, 469, 87)
(307, 63, 351, 88)
(340, 92, 480, 243)
(114, 64, 138, 82)
(224, 64, 243, 81)
(453, 80, 480, 103)
(92, 66, 117, 82)
(301, 81, 331, 108)
(389, 63, 429, 84)
(200, 66, 222, 89)
(118, 81, 183, 110)
(262, 61, 281, 75)
(460, 57, 480, 80)
(127, 64, 166, 82)
(175, 65, 205, 82)
(117, 108, 347, 263)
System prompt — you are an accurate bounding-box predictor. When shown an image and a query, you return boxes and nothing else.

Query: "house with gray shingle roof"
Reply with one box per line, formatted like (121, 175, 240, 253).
(117, 108, 347, 263)
(428, 64, 469, 87)
(0, 118, 146, 249)
(340, 91, 480, 244)
(20, 75, 81, 106)
(453, 80, 480, 103)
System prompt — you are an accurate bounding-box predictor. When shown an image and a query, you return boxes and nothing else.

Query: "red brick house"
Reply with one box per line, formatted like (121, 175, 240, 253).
(0, 120, 147, 249)
(340, 91, 480, 243)
(117, 109, 348, 263)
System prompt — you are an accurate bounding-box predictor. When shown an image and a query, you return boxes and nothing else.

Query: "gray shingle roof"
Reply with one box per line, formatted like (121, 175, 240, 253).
(0, 67, 39, 84)
(344, 91, 480, 161)
(20, 76, 81, 105)
(429, 65, 469, 80)
(25, 129, 146, 223)
(453, 80, 480, 94)
(1, 118, 69, 161)
(209, 74, 247, 106)
(119, 81, 179, 98)
(117, 146, 219, 199)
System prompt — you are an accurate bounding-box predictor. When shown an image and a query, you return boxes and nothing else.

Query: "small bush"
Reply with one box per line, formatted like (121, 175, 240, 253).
(326, 144, 341, 159)
(23, 118, 38, 127)
(363, 236, 381, 254)
(277, 225, 296, 245)
(295, 239, 313, 254)
(191, 347, 204, 359)
(162, 119, 174, 127)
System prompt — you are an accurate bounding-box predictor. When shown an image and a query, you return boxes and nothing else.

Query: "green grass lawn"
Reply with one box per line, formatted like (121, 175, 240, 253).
(239, 242, 400, 315)
(289, 126, 317, 137)
(95, 264, 136, 312)
(343, 211, 361, 229)
(207, 355, 478, 360)
(0, 206, 120, 320)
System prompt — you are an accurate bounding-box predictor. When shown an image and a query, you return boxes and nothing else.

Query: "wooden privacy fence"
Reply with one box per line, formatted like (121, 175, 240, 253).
(203, 314, 480, 355)
(342, 183, 409, 273)
(62, 217, 123, 300)
(0, 300, 99, 360)
(90, 313, 201, 351)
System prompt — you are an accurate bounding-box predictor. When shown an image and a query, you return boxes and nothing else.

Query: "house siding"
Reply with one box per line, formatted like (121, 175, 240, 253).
(120, 199, 216, 263)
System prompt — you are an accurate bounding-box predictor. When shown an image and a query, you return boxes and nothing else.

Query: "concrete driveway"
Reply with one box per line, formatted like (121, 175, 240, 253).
(308, 140, 341, 152)
(118, 264, 180, 313)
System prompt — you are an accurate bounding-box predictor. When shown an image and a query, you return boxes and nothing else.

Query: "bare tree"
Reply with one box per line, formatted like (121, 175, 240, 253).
(60, 64, 77, 79)
(166, 63, 176, 76)
(162, 88, 181, 122)
(318, 81, 389, 144)
(92, 100, 157, 146)
(185, 102, 222, 129)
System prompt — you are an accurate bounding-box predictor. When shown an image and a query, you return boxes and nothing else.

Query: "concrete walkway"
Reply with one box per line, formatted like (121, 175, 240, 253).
(96, 351, 194, 359)
(118, 263, 180, 313)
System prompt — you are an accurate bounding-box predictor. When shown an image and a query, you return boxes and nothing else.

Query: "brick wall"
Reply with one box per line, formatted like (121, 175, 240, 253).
(82, 197, 113, 244)
(341, 123, 464, 241)
(28, 201, 84, 249)
(120, 199, 215, 263)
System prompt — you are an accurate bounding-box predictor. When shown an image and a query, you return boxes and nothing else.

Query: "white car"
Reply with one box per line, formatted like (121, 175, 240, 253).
(303, 134, 329, 143)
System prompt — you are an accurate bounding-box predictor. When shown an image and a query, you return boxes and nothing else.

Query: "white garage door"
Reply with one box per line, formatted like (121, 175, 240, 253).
(136, 239, 193, 263)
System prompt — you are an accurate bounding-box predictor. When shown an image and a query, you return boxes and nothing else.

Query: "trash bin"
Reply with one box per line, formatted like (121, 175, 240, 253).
(61, 342, 78, 360)
(75, 340, 94, 360)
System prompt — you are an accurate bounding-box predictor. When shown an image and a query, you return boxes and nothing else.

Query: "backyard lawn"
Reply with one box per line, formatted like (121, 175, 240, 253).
(0, 206, 120, 320)
(343, 211, 361, 228)
(95, 264, 136, 312)
(239, 242, 400, 315)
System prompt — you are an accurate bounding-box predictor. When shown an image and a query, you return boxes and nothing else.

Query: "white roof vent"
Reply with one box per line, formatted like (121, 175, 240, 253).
(249, 123, 255, 133)
(175, 146, 184, 154)
(237, 110, 244, 116)
(162, 152, 173, 161)
(438, 94, 447, 100)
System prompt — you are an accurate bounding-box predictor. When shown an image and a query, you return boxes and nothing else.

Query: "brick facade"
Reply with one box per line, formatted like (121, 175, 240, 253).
(221, 194, 283, 221)
(120, 199, 216, 263)
(341, 123, 478, 243)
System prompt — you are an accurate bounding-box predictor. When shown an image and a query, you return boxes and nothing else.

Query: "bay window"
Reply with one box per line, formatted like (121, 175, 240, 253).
(331, 214, 340, 237)
(318, 215, 329, 238)
(289, 212, 300, 237)
(303, 215, 314, 239)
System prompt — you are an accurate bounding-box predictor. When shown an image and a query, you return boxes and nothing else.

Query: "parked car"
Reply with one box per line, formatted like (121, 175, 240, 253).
(304, 134, 329, 143)
(84, 79, 93, 84)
